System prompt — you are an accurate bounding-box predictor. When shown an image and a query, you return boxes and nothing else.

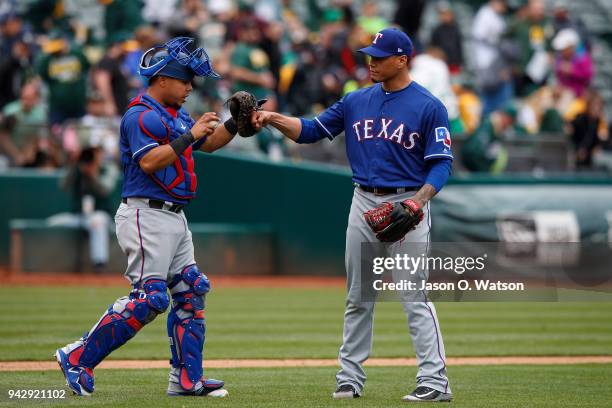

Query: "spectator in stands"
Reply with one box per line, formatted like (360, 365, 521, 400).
(552, 3, 591, 52)
(461, 105, 517, 173)
(24, 0, 71, 34)
(225, 2, 268, 43)
(454, 83, 482, 134)
(505, 0, 555, 96)
(0, 81, 47, 167)
(570, 91, 609, 169)
(230, 17, 276, 108)
(285, 41, 327, 116)
(552, 28, 593, 98)
(472, 0, 513, 116)
(93, 32, 132, 117)
(393, 0, 426, 53)
(0, 12, 35, 110)
(260, 21, 285, 97)
(79, 92, 120, 162)
(357, 1, 388, 36)
(194, 4, 230, 60)
(48, 146, 118, 272)
(164, 0, 209, 39)
(36, 33, 90, 125)
(519, 84, 575, 134)
(102, 0, 143, 45)
(123, 26, 159, 96)
(430, 1, 464, 75)
(410, 46, 463, 133)
(317, 7, 361, 107)
(142, 0, 178, 27)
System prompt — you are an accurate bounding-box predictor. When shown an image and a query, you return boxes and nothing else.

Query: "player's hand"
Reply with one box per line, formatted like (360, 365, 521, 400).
(253, 110, 274, 131)
(191, 112, 220, 140)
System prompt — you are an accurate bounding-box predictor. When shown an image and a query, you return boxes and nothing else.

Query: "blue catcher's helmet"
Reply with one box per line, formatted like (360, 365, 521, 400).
(139, 37, 220, 82)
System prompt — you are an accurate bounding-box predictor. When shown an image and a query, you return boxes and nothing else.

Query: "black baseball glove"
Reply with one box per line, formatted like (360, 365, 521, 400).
(364, 199, 424, 243)
(225, 91, 267, 137)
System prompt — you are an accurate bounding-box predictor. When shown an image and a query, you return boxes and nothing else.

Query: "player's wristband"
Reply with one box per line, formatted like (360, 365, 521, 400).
(170, 131, 195, 156)
(224, 118, 238, 136)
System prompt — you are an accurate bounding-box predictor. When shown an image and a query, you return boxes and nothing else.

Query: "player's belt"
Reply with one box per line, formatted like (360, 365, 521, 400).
(122, 198, 184, 213)
(355, 183, 420, 196)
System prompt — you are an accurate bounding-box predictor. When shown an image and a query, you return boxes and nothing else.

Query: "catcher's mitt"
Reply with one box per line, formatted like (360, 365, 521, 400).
(225, 91, 267, 137)
(364, 199, 424, 243)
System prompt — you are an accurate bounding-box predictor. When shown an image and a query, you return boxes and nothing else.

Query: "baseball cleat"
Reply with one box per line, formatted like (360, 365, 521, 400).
(54, 348, 94, 396)
(402, 386, 452, 402)
(332, 383, 360, 399)
(167, 377, 228, 397)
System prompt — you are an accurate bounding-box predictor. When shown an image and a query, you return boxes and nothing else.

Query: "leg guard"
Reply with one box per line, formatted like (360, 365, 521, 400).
(64, 280, 169, 369)
(167, 265, 213, 392)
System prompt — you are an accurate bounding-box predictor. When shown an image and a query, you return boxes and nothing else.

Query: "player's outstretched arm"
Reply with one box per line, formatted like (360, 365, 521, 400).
(254, 111, 302, 142)
(199, 124, 234, 153)
(199, 110, 265, 153)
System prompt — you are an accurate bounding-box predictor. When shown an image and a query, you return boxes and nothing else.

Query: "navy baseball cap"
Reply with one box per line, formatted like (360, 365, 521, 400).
(358, 28, 414, 58)
(158, 56, 196, 82)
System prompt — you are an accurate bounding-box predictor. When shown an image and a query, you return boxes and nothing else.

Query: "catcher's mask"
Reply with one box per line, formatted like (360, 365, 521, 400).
(139, 37, 220, 82)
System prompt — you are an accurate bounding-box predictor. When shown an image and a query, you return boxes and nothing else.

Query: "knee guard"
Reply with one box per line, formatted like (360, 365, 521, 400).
(177, 264, 210, 295)
(67, 280, 169, 368)
(167, 265, 209, 391)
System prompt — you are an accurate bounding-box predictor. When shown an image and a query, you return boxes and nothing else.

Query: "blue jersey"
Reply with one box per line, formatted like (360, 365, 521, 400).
(119, 95, 203, 205)
(312, 81, 453, 188)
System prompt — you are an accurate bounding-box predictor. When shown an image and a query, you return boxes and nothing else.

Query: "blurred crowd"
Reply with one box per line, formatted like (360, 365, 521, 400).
(1, 0, 611, 177)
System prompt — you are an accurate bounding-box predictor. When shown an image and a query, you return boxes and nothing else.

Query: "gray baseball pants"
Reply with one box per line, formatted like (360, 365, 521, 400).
(336, 187, 451, 395)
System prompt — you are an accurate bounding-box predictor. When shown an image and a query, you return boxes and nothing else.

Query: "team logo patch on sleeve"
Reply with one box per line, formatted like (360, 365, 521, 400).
(435, 127, 451, 148)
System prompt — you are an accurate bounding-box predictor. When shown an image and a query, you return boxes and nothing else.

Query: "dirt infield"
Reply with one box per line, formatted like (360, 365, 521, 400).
(2, 356, 612, 372)
(0, 272, 346, 288)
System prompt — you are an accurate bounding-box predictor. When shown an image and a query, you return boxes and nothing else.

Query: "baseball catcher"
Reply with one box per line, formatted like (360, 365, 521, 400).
(55, 36, 257, 399)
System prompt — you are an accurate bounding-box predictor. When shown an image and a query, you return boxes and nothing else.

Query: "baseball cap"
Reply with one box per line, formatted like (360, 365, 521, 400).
(552, 28, 579, 51)
(358, 28, 414, 58)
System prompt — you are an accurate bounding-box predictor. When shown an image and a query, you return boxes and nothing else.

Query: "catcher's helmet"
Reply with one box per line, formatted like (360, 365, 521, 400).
(139, 37, 220, 82)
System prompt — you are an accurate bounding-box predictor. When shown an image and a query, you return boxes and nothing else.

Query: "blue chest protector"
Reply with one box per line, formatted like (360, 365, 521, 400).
(125, 94, 198, 200)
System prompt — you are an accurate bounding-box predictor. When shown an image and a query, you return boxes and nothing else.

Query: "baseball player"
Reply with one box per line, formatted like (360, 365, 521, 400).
(55, 37, 248, 397)
(254, 28, 453, 402)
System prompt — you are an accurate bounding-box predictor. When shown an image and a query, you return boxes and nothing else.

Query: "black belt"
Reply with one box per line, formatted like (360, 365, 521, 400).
(355, 183, 420, 196)
(122, 198, 184, 213)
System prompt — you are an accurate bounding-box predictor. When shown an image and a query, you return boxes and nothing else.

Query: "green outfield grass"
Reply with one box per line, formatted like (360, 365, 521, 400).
(1, 365, 611, 408)
(0, 286, 611, 361)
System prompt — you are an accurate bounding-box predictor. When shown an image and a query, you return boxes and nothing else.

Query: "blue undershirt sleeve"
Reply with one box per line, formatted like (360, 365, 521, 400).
(424, 158, 452, 192)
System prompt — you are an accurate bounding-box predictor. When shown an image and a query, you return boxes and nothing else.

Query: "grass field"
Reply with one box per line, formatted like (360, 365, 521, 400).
(1, 285, 611, 407)
(1, 365, 612, 407)
(1, 286, 611, 361)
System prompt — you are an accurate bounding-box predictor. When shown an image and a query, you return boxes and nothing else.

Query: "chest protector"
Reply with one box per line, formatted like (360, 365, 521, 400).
(126, 94, 197, 200)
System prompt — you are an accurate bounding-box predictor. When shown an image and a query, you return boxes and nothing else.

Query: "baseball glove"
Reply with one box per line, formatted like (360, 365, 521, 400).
(364, 199, 424, 243)
(225, 91, 267, 137)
